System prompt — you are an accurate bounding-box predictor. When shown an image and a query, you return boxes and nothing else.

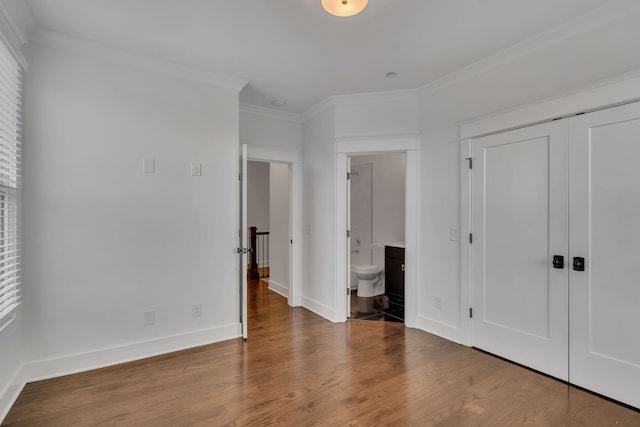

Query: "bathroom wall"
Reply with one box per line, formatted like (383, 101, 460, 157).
(348, 162, 372, 289)
(351, 154, 406, 271)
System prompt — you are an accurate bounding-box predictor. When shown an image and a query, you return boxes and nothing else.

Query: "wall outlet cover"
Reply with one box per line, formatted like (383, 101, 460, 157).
(143, 309, 156, 325)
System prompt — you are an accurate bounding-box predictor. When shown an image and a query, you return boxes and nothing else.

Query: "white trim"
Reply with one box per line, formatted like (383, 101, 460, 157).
(335, 152, 348, 322)
(415, 315, 465, 345)
(246, 146, 301, 164)
(302, 296, 336, 322)
(240, 103, 302, 123)
(301, 97, 335, 123)
(0, 364, 25, 424)
(267, 280, 288, 299)
(331, 88, 421, 107)
(29, 29, 248, 91)
(459, 139, 472, 346)
(24, 323, 241, 383)
(335, 136, 419, 325)
(460, 71, 640, 139)
(289, 162, 303, 307)
(336, 134, 418, 154)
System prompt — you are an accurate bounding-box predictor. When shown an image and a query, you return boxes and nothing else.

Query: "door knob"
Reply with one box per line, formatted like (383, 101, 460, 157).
(552, 255, 564, 269)
(573, 257, 585, 271)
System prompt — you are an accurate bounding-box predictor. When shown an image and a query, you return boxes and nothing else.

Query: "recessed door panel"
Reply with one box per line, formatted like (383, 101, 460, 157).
(569, 102, 640, 408)
(472, 121, 569, 381)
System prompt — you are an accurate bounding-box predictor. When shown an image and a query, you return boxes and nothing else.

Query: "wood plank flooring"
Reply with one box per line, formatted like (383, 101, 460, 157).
(4, 280, 640, 426)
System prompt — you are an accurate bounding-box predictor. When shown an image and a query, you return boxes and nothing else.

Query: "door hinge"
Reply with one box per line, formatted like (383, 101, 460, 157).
(469, 308, 473, 318)
(466, 157, 473, 170)
(347, 230, 351, 238)
(290, 239, 293, 244)
(347, 287, 350, 295)
(469, 233, 473, 244)
(239, 172, 242, 181)
(347, 172, 351, 180)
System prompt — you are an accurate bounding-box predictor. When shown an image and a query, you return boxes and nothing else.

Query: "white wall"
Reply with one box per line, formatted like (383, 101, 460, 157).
(301, 107, 336, 319)
(247, 161, 270, 233)
(21, 43, 241, 377)
(240, 105, 302, 153)
(268, 163, 289, 297)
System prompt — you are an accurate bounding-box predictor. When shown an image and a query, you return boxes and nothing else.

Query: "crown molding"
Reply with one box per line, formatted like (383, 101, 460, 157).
(239, 103, 301, 123)
(417, 0, 640, 99)
(29, 29, 248, 92)
(0, 2, 29, 69)
(331, 87, 421, 107)
(301, 96, 335, 123)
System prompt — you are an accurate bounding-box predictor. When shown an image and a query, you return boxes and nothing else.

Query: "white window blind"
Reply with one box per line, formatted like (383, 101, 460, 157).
(0, 34, 21, 330)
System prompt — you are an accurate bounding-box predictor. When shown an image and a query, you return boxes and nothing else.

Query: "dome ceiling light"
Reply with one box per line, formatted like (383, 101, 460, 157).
(321, 0, 368, 17)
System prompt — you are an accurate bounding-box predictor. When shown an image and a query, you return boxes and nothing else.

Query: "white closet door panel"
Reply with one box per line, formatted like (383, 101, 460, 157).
(569, 102, 640, 408)
(472, 121, 569, 380)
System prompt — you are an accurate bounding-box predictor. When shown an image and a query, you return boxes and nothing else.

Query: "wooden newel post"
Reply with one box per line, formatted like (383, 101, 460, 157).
(249, 226, 259, 279)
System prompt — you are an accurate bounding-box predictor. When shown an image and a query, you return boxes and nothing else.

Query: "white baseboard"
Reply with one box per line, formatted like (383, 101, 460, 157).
(0, 365, 26, 424)
(267, 280, 288, 298)
(302, 296, 336, 322)
(24, 323, 241, 382)
(414, 315, 466, 345)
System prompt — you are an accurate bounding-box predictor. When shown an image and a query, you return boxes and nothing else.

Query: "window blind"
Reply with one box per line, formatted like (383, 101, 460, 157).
(0, 34, 21, 330)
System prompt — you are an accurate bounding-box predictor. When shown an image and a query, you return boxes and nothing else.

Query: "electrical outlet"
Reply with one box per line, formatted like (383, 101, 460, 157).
(143, 309, 156, 325)
(435, 297, 443, 310)
(192, 303, 202, 317)
(191, 162, 202, 176)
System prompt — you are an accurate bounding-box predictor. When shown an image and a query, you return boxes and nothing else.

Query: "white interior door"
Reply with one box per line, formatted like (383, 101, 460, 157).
(569, 102, 640, 408)
(471, 121, 569, 380)
(240, 144, 248, 339)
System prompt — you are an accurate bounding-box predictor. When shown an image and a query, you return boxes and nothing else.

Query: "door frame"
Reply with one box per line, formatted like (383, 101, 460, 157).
(245, 146, 303, 308)
(335, 135, 419, 326)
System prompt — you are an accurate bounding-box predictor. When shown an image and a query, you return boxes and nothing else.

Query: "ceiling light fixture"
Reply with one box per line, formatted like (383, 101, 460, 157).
(321, 0, 368, 17)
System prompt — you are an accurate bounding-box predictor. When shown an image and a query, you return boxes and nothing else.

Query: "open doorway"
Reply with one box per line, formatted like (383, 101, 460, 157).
(246, 161, 290, 297)
(348, 154, 406, 322)
(335, 135, 419, 326)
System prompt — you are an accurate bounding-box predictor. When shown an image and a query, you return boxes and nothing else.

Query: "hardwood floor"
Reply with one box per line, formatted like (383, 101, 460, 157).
(4, 280, 640, 426)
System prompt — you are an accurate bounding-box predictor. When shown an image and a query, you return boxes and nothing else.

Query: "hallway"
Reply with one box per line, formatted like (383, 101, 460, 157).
(4, 280, 639, 426)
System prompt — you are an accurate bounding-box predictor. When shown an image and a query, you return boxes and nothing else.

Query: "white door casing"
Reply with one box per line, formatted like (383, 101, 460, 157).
(471, 121, 569, 381)
(240, 144, 248, 339)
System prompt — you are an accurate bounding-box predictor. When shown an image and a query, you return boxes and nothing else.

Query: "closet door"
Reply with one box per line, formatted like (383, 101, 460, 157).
(569, 102, 640, 408)
(471, 121, 569, 380)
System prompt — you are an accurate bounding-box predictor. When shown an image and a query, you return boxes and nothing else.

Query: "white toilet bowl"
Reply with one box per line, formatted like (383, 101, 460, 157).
(351, 264, 384, 298)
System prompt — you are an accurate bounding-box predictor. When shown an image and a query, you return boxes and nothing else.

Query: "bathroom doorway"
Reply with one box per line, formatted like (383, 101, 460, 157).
(335, 135, 418, 325)
(348, 154, 406, 322)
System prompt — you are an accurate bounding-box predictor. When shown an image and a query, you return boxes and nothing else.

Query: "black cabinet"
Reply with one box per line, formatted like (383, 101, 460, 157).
(385, 246, 405, 320)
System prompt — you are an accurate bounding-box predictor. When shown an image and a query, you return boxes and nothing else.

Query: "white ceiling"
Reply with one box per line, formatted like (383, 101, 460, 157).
(23, 0, 616, 113)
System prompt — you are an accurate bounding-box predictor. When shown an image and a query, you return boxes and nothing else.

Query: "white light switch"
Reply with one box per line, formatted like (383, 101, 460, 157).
(143, 158, 155, 173)
(191, 162, 202, 176)
(192, 303, 202, 317)
(450, 227, 459, 241)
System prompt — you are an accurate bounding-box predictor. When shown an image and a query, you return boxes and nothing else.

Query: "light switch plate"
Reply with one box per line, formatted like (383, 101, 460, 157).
(449, 227, 459, 241)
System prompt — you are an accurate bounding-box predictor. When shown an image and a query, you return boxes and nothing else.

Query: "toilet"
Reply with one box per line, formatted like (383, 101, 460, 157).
(351, 264, 384, 298)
